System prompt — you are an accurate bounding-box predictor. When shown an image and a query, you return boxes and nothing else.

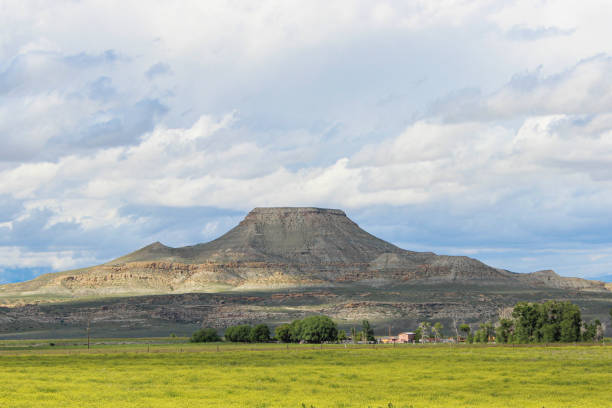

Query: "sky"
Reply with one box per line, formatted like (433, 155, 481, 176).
(2, 0, 612, 283)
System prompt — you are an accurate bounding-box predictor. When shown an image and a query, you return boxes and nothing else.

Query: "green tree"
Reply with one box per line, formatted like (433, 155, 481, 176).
(295, 315, 338, 343)
(225, 325, 253, 342)
(582, 321, 597, 342)
(432, 322, 444, 342)
(414, 327, 422, 343)
(475, 323, 493, 343)
(275, 324, 292, 343)
(289, 319, 304, 343)
(484, 322, 495, 342)
(512, 302, 540, 343)
(535, 301, 556, 342)
(418, 322, 431, 343)
(539, 323, 558, 343)
(459, 324, 470, 341)
(362, 320, 375, 342)
(337, 330, 347, 342)
(495, 319, 513, 343)
(504, 300, 586, 344)
(582, 320, 603, 342)
(559, 302, 582, 342)
(250, 324, 270, 343)
(595, 320, 604, 341)
(190, 328, 220, 343)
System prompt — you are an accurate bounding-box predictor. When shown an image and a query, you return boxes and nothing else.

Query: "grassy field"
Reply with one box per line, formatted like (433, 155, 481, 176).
(0, 343, 611, 408)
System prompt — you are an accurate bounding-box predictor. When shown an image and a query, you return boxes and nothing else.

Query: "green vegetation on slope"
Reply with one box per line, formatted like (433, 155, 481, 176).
(0, 344, 611, 407)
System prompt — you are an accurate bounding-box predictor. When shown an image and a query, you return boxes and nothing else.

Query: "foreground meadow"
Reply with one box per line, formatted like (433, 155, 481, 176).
(0, 344, 610, 408)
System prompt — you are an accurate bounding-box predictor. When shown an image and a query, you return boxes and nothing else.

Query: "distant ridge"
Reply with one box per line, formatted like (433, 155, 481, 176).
(1, 207, 609, 299)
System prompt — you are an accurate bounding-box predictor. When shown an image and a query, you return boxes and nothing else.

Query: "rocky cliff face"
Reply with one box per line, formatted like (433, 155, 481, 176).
(1, 207, 609, 301)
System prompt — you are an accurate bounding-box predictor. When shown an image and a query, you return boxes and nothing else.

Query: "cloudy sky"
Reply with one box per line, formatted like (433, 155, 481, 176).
(2, 0, 612, 283)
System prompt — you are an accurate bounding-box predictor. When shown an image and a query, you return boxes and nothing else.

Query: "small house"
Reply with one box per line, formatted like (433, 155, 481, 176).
(397, 332, 415, 343)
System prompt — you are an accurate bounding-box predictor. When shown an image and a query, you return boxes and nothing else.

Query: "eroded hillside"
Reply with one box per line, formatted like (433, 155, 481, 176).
(2, 207, 608, 301)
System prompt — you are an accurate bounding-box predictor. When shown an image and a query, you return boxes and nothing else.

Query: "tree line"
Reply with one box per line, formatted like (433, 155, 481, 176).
(495, 301, 605, 343)
(191, 323, 271, 343)
(458, 301, 608, 344)
(191, 317, 377, 344)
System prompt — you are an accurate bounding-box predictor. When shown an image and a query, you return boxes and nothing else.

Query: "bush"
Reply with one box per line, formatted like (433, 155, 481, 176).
(190, 328, 220, 343)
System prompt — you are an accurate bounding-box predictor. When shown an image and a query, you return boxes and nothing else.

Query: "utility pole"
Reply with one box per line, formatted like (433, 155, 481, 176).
(87, 320, 91, 350)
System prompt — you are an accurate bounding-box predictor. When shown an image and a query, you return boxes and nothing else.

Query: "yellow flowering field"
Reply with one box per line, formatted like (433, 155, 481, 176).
(0, 343, 610, 407)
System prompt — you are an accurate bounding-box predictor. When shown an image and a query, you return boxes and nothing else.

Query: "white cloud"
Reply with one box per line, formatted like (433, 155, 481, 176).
(487, 56, 612, 117)
(0, 162, 58, 198)
(0, 246, 100, 271)
(0, 1, 495, 62)
(432, 56, 612, 121)
(2, 109, 612, 231)
(487, 0, 612, 73)
(2, 1, 612, 279)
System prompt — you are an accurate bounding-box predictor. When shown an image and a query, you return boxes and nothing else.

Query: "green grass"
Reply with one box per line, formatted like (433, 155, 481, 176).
(0, 337, 190, 351)
(1, 344, 611, 407)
